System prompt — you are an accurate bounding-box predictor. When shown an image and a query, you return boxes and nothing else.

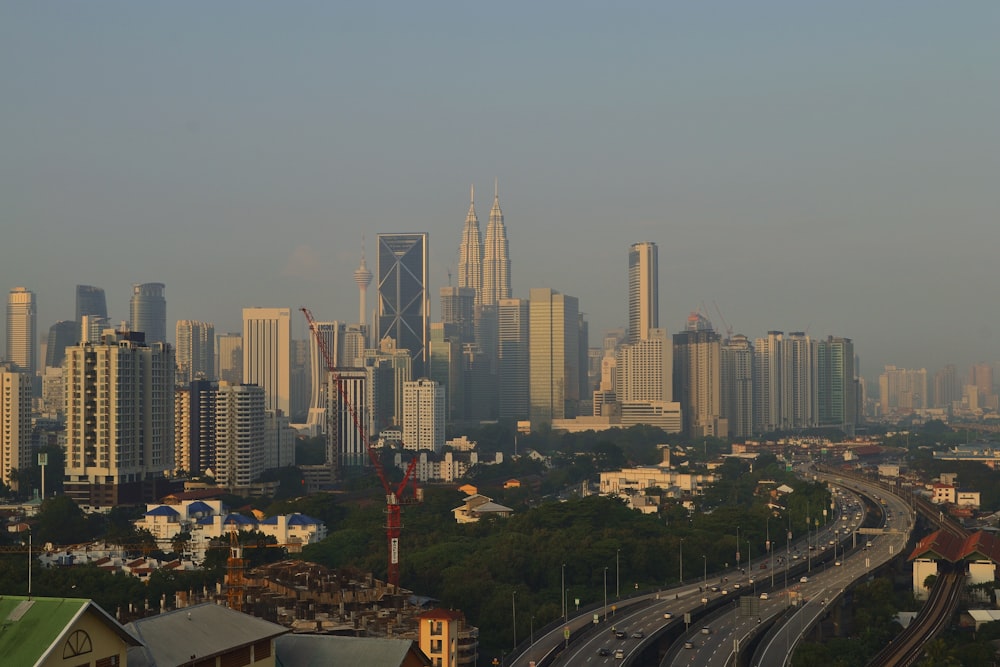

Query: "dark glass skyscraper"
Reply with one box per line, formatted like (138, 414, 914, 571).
(377, 233, 429, 378)
(130, 282, 166, 344)
(75, 285, 108, 321)
(45, 320, 79, 369)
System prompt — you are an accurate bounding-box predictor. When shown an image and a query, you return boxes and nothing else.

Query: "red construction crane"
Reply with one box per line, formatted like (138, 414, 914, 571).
(300, 307, 419, 588)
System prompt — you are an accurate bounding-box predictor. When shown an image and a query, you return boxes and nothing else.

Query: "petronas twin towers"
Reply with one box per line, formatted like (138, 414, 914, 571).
(457, 180, 511, 306)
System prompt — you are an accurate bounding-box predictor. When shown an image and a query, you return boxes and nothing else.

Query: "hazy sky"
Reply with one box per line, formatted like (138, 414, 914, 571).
(3, 2, 999, 382)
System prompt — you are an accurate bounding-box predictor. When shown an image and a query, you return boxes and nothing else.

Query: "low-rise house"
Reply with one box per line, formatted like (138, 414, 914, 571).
(451, 494, 513, 524)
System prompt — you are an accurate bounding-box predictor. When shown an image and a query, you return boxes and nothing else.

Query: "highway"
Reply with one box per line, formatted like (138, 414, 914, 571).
(510, 469, 913, 667)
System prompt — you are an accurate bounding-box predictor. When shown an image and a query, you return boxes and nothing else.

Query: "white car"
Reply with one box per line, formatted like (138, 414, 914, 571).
(800, 576, 808, 583)
(760, 592, 769, 600)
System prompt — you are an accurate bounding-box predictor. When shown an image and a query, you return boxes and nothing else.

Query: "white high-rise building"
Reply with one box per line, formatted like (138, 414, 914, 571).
(307, 321, 344, 431)
(782, 332, 814, 429)
(6, 287, 36, 376)
(753, 331, 783, 434)
(627, 242, 658, 344)
(402, 379, 445, 453)
(215, 382, 265, 489)
(615, 328, 672, 403)
(327, 367, 376, 470)
(175, 320, 215, 384)
(529, 288, 579, 425)
(721, 334, 754, 439)
(242, 308, 291, 415)
(482, 180, 511, 307)
(0, 367, 33, 491)
(64, 329, 174, 506)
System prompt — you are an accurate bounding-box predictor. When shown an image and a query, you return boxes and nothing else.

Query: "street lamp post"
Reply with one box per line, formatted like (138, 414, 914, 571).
(702, 555, 707, 590)
(512, 590, 516, 650)
(604, 567, 609, 621)
(561, 563, 566, 621)
(679, 539, 684, 584)
(616, 548, 620, 599)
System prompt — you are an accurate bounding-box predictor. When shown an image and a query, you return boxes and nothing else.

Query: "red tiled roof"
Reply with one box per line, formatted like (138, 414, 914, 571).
(909, 529, 1000, 564)
(417, 608, 465, 621)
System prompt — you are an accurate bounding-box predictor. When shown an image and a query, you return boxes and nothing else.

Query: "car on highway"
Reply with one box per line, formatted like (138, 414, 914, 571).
(632, 631, 644, 639)
(800, 576, 808, 583)
(684, 641, 695, 649)
(733, 583, 741, 589)
(614, 648, 625, 659)
(760, 592, 769, 600)
(835, 561, 842, 566)
(701, 626, 712, 635)
(615, 630, 627, 639)
(663, 611, 673, 619)
(709, 585, 720, 592)
(598, 648, 611, 656)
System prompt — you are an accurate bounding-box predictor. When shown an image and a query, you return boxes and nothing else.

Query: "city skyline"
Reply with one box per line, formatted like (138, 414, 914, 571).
(3, 4, 999, 377)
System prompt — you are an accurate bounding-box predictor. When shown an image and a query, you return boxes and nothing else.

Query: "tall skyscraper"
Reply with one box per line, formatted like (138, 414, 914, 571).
(75, 285, 107, 321)
(816, 336, 857, 433)
(753, 331, 783, 434)
(242, 308, 292, 416)
(529, 288, 579, 425)
(458, 185, 483, 305)
(673, 328, 725, 438)
(933, 364, 958, 409)
(45, 320, 79, 369)
(969, 362, 998, 411)
(497, 298, 530, 421)
(130, 282, 166, 344)
(327, 367, 375, 471)
(721, 334, 754, 438)
(377, 233, 429, 377)
(354, 239, 373, 332)
(429, 322, 464, 421)
(64, 329, 175, 506)
(627, 242, 658, 343)
(216, 333, 243, 384)
(482, 180, 511, 307)
(0, 367, 33, 491)
(782, 332, 814, 429)
(175, 320, 215, 384)
(174, 379, 216, 477)
(215, 382, 265, 488)
(402, 379, 445, 453)
(6, 287, 36, 376)
(879, 366, 928, 414)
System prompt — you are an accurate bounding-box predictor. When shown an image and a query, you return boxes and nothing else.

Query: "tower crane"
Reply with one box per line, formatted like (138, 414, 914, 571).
(300, 307, 419, 588)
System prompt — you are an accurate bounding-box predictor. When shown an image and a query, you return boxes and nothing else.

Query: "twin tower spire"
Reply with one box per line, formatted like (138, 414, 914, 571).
(458, 179, 511, 306)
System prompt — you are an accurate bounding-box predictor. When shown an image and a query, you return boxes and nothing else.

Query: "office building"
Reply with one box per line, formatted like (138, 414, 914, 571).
(327, 367, 375, 471)
(721, 334, 754, 439)
(64, 329, 175, 506)
(429, 323, 464, 421)
(40, 366, 64, 419)
(673, 327, 726, 438)
(45, 320, 79, 369)
(290, 338, 310, 421)
(266, 410, 297, 470)
(529, 288, 579, 425)
(0, 367, 33, 491)
(306, 321, 344, 431)
(816, 336, 857, 433)
(457, 186, 483, 305)
(497, 298, 529, 420)
(753, 331, 783, 434)
(481, 181, 511, 307)
(440, 287, 476, 344)
(130, 282, 166, 344)
(215, 382, 265, 489)
(242, 307, 292, 416)
(216, 333, 243, 385)
(627, 242, 658, 343)
(615, 328, 672, 403)
(81, 314, 110, 346)
(933, 364, 959, 409)
(879, 366, 928, 414)
(175, 320, 215, 384)
(6, 287, 36, 375)
(377, 233, 429, 377)
(402, 379, 445, 453)
(75, 284, 108, 321)
(969, 363, 998, 411)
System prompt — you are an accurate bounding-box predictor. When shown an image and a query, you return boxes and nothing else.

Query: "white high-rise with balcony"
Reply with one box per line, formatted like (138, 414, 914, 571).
(627, 242, 658, 344)
(215, 382, 265, 489)
(0, 367, 32, 491)
(242, 307, 291, 415)
(402, 379, 445, 453)
(6, 287, 36, 376)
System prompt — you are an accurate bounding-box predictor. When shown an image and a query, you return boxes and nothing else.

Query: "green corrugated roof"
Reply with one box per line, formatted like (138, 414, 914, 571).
(0, 596, 89, 667)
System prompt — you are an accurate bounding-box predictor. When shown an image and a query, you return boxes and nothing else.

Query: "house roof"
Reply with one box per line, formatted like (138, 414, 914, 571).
(126, 602, 287, 667)
(145, 505, 180, 517)
(275, 634, 430, 667)
(910, 529, 1000, 564)
(0, 596, 140, 667)
(417, 608, 464, 621)
(471, 501, 513, 514)
(186, 501, 213, 514)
